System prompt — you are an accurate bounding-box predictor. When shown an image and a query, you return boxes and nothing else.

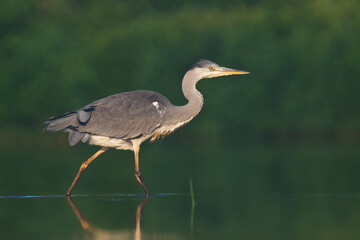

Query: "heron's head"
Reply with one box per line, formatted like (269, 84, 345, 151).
(190, 60, 249, 79)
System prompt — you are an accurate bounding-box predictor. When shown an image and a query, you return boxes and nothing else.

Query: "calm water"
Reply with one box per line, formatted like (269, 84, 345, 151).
(1, 192, 360, 239)
(1, 142, 360, 239)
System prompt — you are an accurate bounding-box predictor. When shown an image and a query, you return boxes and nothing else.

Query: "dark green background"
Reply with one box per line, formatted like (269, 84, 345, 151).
(1, 0, 360, 239)
(1, 0, 359, 139)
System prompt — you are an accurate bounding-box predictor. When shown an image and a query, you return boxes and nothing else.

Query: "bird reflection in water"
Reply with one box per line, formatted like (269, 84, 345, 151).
(66, 196, 183, 240)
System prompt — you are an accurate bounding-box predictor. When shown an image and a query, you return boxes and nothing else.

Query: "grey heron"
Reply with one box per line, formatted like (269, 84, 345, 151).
(44, 60, 249, 196)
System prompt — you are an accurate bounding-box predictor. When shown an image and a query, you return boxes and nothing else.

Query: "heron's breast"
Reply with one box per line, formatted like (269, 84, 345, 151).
(150, 118, 193, 142)
(89, 135, 134, 150)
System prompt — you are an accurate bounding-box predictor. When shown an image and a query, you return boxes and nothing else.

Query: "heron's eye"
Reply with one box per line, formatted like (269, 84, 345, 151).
(209, 66, 215, 71)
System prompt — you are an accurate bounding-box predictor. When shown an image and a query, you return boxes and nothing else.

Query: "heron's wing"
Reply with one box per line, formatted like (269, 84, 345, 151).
(77, 91, 169, 139)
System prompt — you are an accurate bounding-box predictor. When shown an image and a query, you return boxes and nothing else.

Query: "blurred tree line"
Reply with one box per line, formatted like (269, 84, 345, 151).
(0, 0, 359, 144)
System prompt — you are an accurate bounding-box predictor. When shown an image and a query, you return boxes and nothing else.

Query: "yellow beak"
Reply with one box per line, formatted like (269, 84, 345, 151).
(221, 67, 250, 75)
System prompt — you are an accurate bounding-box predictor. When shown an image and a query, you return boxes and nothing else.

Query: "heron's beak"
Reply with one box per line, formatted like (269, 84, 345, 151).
(221, 67, 250, 75)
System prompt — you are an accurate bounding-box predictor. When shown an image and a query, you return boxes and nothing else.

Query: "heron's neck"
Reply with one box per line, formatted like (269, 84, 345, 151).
(178, 70, 204, 121)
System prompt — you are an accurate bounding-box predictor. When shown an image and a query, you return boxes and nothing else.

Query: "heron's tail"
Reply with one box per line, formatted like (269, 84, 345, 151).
(43, 112, 76, 132)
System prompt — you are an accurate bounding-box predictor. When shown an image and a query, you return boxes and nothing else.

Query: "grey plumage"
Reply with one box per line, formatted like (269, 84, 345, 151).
(79, 90, 170, 139)
(191, 59, 220, 70)
(44, 60, 249, 196)
(76, 106, 94, 125)
(68, 131, 86, 146)
(44, 112, 76, 132)
(44, 90, 171, 146)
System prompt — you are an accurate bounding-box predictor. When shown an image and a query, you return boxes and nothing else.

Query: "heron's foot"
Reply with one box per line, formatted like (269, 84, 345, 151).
(135, 171, 150, 196)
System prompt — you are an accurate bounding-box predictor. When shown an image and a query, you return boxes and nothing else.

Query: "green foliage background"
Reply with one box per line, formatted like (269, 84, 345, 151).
(1, 0, 359, 144)
(1, 3, 360, 238)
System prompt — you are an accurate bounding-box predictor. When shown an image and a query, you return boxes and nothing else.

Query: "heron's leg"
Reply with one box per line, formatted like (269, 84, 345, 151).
(133, 144, 150, 195)
(66, 147, 109, 196)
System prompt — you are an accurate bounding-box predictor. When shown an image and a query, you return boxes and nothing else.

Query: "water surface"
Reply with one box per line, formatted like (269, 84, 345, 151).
(1, 143, 360, 239)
